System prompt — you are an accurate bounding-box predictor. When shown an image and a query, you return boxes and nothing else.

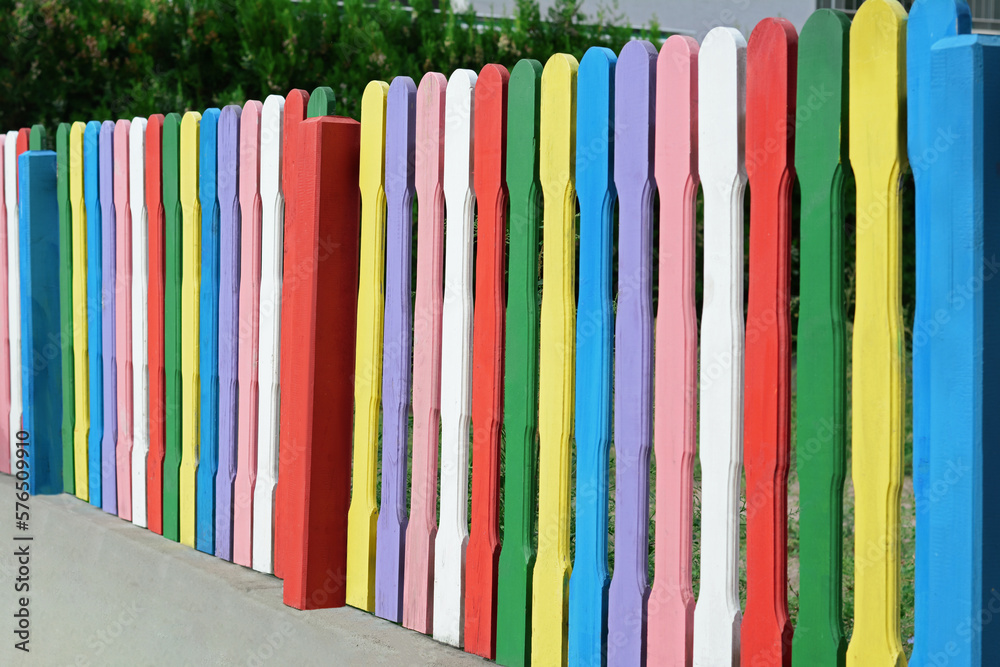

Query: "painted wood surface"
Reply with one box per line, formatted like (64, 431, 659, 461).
(692, 26, 747, 667)
(162, 112, 182, 540)
(29, 125, 45, 150)
(100, 120, 118, 514)
(196, 107, 220, 553)
(19, 150, 62, 494)
(532, 52, 578, 667)
(234, 100, 262, 566)
(433, 68, 476, 648)
(12, 128, 28, 466)
(742, 18, 796, 667)
(70, 123, 89, 501)
(347, 80, 389, 613)
(279, 115, 360, 610)
(84, 121, 103, 507)
(6, 132, 22, 479)
(215, 104, 241, 560)
(927, 34, 1000, 667)
(495, 57, 542, 667)
(253, 95, 284, 574)
(907, 4, 970, 666)
(792, 11, 849, 667)
(846, 2, 908, 665)
(568, 46, 616, 667)
(465, 63, 508, 659)
(307, 86, 335, 117)
(114, 119, 133, 520)
(273, 88, 307, 580)
(0, 135, 8, 477)
(57, 123, 74, 492)
(129, 117, 149, 528)
(402, 70, 446, 636)
(647, 34, 699, 667)
(375, 75, 415, 624)
(145, 114, 166, 535)
(179, 110, 201, 547)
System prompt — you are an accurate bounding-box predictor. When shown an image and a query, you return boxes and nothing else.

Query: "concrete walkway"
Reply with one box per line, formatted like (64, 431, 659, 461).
(0, 474, 485, 666)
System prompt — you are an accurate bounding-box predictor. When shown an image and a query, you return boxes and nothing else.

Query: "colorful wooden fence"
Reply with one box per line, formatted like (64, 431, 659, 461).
(8, 1, 1000, 665)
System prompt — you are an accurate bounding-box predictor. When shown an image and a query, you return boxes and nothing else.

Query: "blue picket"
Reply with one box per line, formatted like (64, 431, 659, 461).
(84, 121, 103, 508)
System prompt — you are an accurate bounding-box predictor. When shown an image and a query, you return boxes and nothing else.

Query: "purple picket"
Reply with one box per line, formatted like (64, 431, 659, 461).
(607, 39, 657, 665)
(215, 104, 241, 561)
(375, 75, 417, 623)
(100, 120, 118, 514)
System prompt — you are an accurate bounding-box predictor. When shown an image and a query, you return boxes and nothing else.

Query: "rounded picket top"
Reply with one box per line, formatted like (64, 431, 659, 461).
(307, 85, 335, 117)
(657, 35, 699, 176)
(698, 26, 747, 185)
(443, 69, 477, 195)
(540, 53, 579, 191)
(386, 75, 417, 202)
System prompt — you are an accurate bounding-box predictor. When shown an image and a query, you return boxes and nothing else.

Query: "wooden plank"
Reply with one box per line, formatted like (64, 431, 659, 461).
(532, 53, 578, 666)
(791, 11, 850, 667)
(279, 115, 361, 610)
(234, 100, 263, 565)
(648, 34, 699, 667)
(216, 104, 242, 560)
(567, 45, 615, 667)
(401, 70, 447, 636)
(100, 120, 118, 514)
(608, 39, 657, 667)
(274, 89, 307, 580)
(346, 79, 389, 613)
(465, 63, 508, 659)
(129, 117, 149, 528)
(29, 125, 45, 151)
(196, 108, 220, 552)
(495, 57, 542, 667)
(374, 75, 415, 624)
(0, 135, 8, 477)
(6, 132, 23, 480)
(433, 69, 476, 648)
(19, 150, 62, 494)
(114, 119, 133, 520)
(692, 27, 747, 667)
(253, 94, 284, 574)
(846, 2, 908, 665)
(927, 34, 1000, 667)
(162, 112, 182, 540)
(56, 123, 74, 492)
(70, 123, 89, 501)
(907, 4, 971, 666)
(743, 18, 797, 667)
(307, 87, 335, 118)
(83, 121, 103, 508)
(145, 114, 166, 535)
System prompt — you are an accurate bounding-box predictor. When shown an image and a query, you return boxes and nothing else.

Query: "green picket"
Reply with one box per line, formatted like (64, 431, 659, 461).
(307, 87, 335, 118)
(162, 112, 183, 541)
(57, 123, 74, 494)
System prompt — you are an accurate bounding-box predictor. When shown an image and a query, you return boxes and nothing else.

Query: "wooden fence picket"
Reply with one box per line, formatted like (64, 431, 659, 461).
(6, 132, 23, 479)
(29, 125, 44, 150)
(129, 116, 148, 528)
(0, 134, 8, 477)
(692, 26, 747, 667)
(145, 114, 166, 535)
(234, 100, 262, 565)
(114, 118, 133, 520)
(433, 68, 476, 648)
(743, 17, 796, 666)
(278, 115, 360, 610)
(100, 120, 118, 514)
(568, 45, 615, 667)
(375, 75, 415, 624)
(648, 34, 699, 667)
(70, 122, 89, 502)
(216, 104, 242, 560)
(608, 39, 657, 667)
(402, 70, 447, 636)
(162, 112, 182, 539)
(19, 150, 62, 493)
(907, 4, 970, 665)
(57, 123, 74, 491)
(533, 52, 578, 666)
(84, 121, 103, 507)
(347, 80, 389, 613)
(466, 63, 509, 659)
(307, 87, 335, 118)
(792, 10, 849, 667)
(846, 2, 908, 665)
(253, 94, 285, 574)
(197, 107, 220, 553)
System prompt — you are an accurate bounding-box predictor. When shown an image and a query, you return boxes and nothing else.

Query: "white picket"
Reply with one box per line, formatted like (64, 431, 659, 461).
(6, 132, 20, 473)
(129, 117, 149, 527)
(252, 94, 285, 574)
(432, 68, 477, 648)
(692, 26, 747, 667)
